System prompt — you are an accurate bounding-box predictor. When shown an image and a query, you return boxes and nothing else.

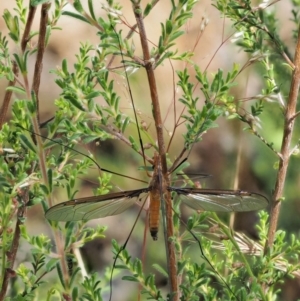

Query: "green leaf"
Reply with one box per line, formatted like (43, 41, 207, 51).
(40, 184, 49, 195)
(62, 58, 68, 75)
(3, 9, 20, 42)
(46, 258, 58, 272)
(6, 86, 26, 94)
(64, 95, 86, 111)
(85, 91, 101, 99)
(129, 135, 138, 151)
(121, 116, 130, 133)
(144, 3, 152, 17)
(30, 0, 50, 6)
(56, 262, 66, 289)
(72, 286, 79, 300)
(152, 264, 168, 277)
(70, 267, 81, 288)
(88, 0, 96, 21)
(13, 53, 27, 74)
(168, 30, 184, 43)
(62, 11, 90, 24)
(19, 134, 36, 153)
(47, 168, 52, 193)
(122, 275, 139, 282)
(166, 20, 173, 35)
(73, 0, 84, 13)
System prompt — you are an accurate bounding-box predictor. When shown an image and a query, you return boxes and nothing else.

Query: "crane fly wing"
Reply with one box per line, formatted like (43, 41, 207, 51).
(170, 188, 268, 212)
(45, 189, 149, 221)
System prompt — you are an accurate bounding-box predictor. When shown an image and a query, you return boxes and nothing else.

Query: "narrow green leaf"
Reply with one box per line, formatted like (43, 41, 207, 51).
(152, 263, 168, 277)
(169, 30, 184, 42)
(129, 135, 138, 151)
(73, 0, 84, 13)
(30, 0, 49, 6)
(46, 258, 58, 272)
(13, 53, 25, 73)
(88, 98, 95, 111)
(62, 11, 90, 24)
(114, 264, 127, 269)
(6, 86, 26, 94)
(88, 0, 96, 21)
(211, 75, 219, 93)
(23, 50, 30, 74)
(30, 91, 38, 113)
(70, 267, 81, 288)
(72, 286, 79, 300)
(40, 184, 49, 195)
(166, 20, 173, 35)
(81, 136, 98, 144)
(19, 134, 36, 153)
(47, 168, 52, 193)
(85, 91, 101, 99)
(56, 262, 66, 289)
(122, 275, 139, 282)
(62, 59, 68, 75)
(65, 222, 76, 248)
(144, 3, 152, 17)
(64, 95, 86, 111)
(3, 10, 19, 42)
(136, 260, 143, 276)
(121, 116, 130, 133)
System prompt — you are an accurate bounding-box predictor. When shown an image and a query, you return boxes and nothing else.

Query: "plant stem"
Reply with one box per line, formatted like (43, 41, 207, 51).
(0, 61, 18, 130)
(213, 214, 267, 301)
(132, 2, 179, 300)
(22, 2, 71, 289)
(21, 4, 37, 52)
(32, 3, 50, 124)
(265, 24, 300, 252)
(0, 196, 26, 301)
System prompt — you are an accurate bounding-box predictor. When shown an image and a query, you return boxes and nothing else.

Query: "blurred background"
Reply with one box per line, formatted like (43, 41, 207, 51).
(1, 0, 300, 300)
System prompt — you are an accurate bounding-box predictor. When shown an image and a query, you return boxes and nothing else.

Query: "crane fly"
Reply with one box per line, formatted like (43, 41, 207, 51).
(45, 152, 268, 240)
(45, 25, 268, 242)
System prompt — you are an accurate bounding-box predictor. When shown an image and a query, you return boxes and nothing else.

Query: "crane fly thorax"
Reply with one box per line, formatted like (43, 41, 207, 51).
(149, 152, 168, 202)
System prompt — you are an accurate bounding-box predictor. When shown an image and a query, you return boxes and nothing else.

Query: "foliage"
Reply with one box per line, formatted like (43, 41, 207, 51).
(1, 0, 300, 301)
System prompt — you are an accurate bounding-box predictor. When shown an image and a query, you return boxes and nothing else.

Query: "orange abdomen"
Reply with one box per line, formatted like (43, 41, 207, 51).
(149, 190, 160, 240)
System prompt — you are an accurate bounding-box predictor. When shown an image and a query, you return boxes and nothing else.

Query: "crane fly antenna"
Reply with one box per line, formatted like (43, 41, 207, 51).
(18, 125, 148, 184)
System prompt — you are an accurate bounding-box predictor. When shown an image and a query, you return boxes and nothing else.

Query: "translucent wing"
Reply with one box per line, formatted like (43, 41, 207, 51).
(170, 188, 268, 212)
(45, 189, 149, 221)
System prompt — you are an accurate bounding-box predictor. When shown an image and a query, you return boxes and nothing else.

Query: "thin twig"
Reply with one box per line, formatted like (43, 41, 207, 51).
(21, 3, 71, 289)
(105, 124, 153, 164)
(290, 110, 300, 122)
(0, 61, 19, 130)
(264, 24, 300, 252)
(132, 3, 179, 300)
(32, 3, 50, 124)
(0, 195, 27, 301)
(106, 0, 160, 69)
(21, 4, 37, 52)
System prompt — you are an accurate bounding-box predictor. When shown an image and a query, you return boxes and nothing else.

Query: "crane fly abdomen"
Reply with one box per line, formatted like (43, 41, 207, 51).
(148, 152, 164, 240)
(149, 188, 161, 240)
